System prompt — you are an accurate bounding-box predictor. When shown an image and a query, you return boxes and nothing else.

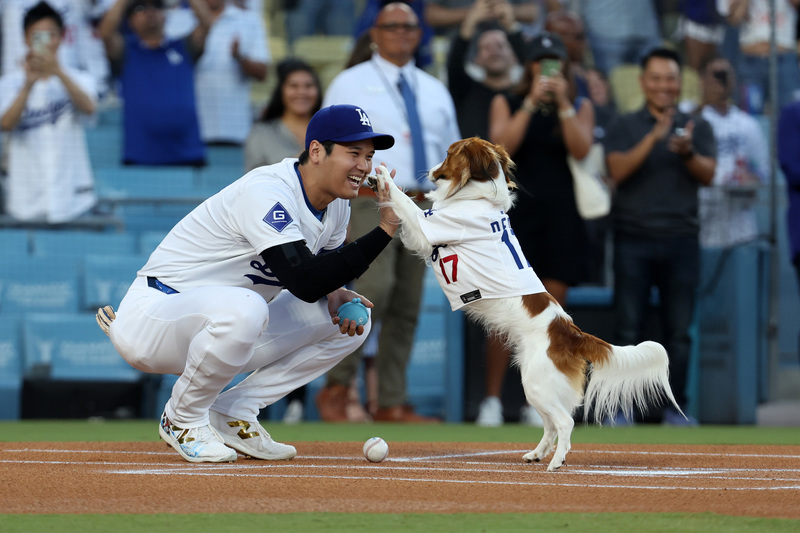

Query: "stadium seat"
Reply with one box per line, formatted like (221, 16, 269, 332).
(31, 230, 137, 258)
(0, 259, 80, 313)
(116, 203, 195, 235)
(139, 231, 169, 255)
(0, 318, 23, 419)
(82, 254, 149, 310)
(292, 35, 353, 68)
(206, 145, 244, 168)
(85, 124, 122, 169)
(94, 166, 205, 202)
(0, 229, 30, 261)
(23, 313, 141, 382)
(198, 165, 242, 194)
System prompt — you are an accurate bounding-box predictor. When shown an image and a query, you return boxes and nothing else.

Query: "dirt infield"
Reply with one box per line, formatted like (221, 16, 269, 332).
(2, 442, 799, 517)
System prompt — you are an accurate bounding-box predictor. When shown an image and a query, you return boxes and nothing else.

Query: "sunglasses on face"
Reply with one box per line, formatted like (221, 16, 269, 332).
(376, 22, 420, 33)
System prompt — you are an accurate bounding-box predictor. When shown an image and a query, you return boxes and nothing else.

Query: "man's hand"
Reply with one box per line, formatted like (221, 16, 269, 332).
(668, 119, 694, 158)
(328, 288, 373, 336)
(372, 164, 400, 237)
(650, 107, 675, 142)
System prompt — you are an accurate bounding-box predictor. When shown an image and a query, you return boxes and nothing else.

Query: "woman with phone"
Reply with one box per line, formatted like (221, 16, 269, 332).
(477, 32, 595, 428)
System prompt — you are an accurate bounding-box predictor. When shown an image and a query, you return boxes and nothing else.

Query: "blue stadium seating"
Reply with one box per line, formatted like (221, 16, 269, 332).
(94, 166, 203, 201)
(0, 318, 23, 419)
(116, 203, 195, 235)
(23, 313, 140, 381)
(139, 231, 169, 255)
(0, 259, 80, 313)
(85, 125, 122, 169)
(83, 254, 149, 310)
(206, 145, 244, 168)
(0, 229, 30, 257)
(197, 165, 242, 195)
(30, 230, 138, 258)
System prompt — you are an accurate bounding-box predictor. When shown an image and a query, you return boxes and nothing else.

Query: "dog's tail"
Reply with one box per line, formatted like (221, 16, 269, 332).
(583, 340, 684, 424)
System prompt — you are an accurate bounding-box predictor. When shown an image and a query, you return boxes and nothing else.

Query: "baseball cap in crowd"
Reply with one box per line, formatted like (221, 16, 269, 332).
(126, 0, 165, 18)
(526, 32, 567, 62)
(305, 105, 395, 151)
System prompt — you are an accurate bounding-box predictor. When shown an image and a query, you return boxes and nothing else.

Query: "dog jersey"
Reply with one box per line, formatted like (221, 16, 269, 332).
(139, 158, 349, 303)
(414, 198, 546, 311)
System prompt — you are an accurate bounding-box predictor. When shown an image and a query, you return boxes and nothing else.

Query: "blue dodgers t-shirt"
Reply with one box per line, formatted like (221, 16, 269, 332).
(120, 36, 206, 165)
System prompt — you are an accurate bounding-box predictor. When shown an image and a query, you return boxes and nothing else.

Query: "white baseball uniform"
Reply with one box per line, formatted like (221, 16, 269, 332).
(413, 198, 546, 311)
(109, 158, 367, 426)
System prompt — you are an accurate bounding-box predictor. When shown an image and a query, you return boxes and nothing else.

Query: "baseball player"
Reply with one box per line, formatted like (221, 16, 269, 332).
(96, 104, 398, 463)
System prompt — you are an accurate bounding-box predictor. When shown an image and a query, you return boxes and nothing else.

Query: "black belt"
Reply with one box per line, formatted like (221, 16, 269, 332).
(147, 276, 179, 294)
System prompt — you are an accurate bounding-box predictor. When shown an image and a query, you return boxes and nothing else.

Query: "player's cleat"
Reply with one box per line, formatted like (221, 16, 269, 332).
(475, 396, 503, 427)
(96, 306, 116, 336)
(210, 411, 297, 460)
(159, 411, 237, 463)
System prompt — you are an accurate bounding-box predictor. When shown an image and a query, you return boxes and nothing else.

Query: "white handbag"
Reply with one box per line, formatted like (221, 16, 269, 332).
(567, 143, 611, 220)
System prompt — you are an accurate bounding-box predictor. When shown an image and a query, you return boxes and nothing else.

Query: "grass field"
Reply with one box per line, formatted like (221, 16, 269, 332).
(2, 420, 799, 532)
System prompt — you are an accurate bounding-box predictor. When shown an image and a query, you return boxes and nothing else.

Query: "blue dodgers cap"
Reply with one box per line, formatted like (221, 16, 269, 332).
(305, 105, 395, 150)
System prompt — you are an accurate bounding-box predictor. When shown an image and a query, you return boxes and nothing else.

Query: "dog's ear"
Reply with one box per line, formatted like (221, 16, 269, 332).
(467, 139, 499, 183)
(492, 142, 517, 189)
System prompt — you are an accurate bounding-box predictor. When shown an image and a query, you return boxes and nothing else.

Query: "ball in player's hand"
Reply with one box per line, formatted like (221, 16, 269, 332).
(337, 298, 369, 326)
(363, 436, 389, 463)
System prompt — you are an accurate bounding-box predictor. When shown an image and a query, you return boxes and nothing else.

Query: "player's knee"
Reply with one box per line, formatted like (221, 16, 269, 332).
(215, 291, 269, 343)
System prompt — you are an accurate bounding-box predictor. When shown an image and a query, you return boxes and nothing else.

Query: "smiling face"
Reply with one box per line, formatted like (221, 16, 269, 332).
(312, 140, 375, 206)
(282, 70, 320, 118)
(640, 56, 681, 113)
(474, 30, 516, 77)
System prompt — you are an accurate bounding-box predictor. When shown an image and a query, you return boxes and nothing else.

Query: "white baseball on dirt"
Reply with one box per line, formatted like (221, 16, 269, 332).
(363, 437, 389, 463)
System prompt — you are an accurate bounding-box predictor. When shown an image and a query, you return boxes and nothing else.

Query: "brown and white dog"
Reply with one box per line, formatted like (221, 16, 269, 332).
(370, 137, 684, 471)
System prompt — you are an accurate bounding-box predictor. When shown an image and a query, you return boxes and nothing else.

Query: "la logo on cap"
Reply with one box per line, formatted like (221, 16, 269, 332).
(356, 107, 371, 127)
(542, 37, 552, 48)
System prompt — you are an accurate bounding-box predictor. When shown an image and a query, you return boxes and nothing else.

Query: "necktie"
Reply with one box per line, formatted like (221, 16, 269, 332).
(397, 72, 428, 184)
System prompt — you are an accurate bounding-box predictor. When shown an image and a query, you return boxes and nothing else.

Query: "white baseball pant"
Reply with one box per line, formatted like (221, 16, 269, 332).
(109, 276, 369, 426)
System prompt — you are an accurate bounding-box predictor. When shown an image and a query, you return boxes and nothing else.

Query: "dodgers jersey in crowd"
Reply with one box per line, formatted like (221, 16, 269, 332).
(414, 199, 546, 311)
(139, 158, 349, 302)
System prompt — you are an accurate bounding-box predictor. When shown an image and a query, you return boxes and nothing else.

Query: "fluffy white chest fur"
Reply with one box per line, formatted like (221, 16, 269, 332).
(370, 137, 683, 471)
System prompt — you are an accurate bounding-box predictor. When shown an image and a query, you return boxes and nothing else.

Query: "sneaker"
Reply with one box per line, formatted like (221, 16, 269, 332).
(662, 406, 699, 427)
(476, 397, 503, 427)
(210, 410, 297, 460)
(282, 399, 304, 424)
(159, 411, 237, 463)
(519, 405, 544, 427)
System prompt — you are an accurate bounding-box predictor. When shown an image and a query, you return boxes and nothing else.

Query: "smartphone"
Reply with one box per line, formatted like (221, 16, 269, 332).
(32, 30, 50, 53)
(540, 59, 561, 77)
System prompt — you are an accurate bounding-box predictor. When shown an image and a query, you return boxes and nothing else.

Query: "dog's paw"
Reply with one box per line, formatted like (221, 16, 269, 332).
(522, 451, 539, 463)
(366, 165, 391, 194)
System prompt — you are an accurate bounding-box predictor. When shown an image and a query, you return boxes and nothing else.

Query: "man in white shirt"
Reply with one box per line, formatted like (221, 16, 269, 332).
(695, 55, 768, 248)
(195, 0, 269, 144)
(318, 2, 461, 422)
(0, 1, 98, 222)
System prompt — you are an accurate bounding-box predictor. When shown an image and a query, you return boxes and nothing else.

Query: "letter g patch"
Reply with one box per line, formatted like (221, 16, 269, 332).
(263, 202, 293, 232)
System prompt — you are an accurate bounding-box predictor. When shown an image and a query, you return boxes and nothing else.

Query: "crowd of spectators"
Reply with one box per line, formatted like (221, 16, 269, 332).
(1, 0, 798, 426)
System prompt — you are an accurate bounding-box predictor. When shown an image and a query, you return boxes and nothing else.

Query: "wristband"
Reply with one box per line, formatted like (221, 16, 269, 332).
(521, 97, 535, 113)
(558, 107, 576, 119)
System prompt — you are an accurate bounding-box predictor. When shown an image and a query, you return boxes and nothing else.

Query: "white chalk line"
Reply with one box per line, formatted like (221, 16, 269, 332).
(4, 447, 800, 491)
(101, 470, 800, 491)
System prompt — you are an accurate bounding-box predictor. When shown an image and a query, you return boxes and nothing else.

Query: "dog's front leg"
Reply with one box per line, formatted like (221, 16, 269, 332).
(370, 165, 432, 258)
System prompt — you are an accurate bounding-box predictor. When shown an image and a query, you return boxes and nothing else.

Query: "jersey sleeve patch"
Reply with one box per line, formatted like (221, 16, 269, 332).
(263, 202, 293, 232)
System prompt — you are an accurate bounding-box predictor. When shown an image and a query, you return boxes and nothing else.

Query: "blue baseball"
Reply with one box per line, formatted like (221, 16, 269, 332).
(337, 298, 369, 326)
